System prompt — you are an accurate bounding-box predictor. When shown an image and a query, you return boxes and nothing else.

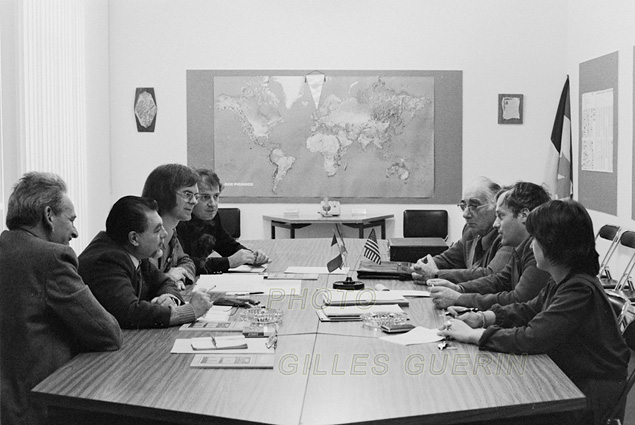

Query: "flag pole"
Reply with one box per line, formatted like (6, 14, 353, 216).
(332, 224, 365, 290)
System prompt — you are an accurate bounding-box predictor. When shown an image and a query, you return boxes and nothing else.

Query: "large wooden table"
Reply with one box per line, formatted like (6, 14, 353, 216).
(33, 239, 585, 424)
(263, 213, 394, 239)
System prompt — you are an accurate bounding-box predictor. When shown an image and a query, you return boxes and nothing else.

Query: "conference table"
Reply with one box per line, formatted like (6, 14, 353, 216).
(263, 213, 394, 239)
(33, 239, 585, 424)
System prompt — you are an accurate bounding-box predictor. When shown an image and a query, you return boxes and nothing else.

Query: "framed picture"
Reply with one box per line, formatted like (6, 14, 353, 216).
(498, 94, 523, 124)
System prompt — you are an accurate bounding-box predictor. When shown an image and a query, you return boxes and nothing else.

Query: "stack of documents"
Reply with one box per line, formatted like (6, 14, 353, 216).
(321, 289, 409, 307)
(316, 304, 405, 322)
(379, 326, 444, 346)
(194, 274, 302, 296)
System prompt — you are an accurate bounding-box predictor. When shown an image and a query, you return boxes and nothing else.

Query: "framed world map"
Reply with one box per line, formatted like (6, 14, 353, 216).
(187, 70, 462, 203)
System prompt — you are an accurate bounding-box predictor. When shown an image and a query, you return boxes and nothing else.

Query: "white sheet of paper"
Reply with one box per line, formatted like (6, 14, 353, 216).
(171, 338, 273, 354)
(285, 266, 350, 275)
(322, 289, 407, 305)
(374, 283, 430, 297)
(200, 305, 233, 322)
(194, 274, 302, 296)
(321, 304, 404, 317)
(229, 264, 268, 273)
(379, 326, 444, 346)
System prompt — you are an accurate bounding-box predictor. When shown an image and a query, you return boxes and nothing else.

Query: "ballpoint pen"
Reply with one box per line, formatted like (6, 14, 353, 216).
(226, 291, 264, 296)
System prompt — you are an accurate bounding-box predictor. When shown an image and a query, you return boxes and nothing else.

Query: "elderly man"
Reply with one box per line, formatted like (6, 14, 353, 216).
(0, 172, 122, 425)
(430, 181, 552, 310)
(412, 177, 513, 283)
(79, 196, 212, 329)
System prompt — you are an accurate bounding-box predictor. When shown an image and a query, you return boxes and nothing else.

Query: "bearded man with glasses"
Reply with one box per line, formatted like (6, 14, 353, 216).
(141, 164, 199, 289)
(412, 177, 513, 284)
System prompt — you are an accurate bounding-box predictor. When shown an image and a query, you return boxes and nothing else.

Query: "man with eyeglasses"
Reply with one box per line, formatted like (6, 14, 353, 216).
(177, 169, 269, 274)
(412, 177, 513, 283)
(429, 181, 552, 310)
(141, 164, 199, 289)
(79, 196, 213, 328)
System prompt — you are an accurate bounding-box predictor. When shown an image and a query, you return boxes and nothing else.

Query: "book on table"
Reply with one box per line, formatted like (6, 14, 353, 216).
(316, 304, 405, 322)
(191, 353, 275, 369)
(321, 289, 409, 307)
(356, 260, 413, 280)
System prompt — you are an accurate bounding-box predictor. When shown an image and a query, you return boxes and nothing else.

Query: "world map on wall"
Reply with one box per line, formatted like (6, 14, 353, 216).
(213, 75, 435, 198)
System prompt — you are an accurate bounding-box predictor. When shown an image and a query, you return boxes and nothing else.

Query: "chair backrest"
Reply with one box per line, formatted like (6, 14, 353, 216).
(615, 231, 635, 292)
(596, 225, 621, 275)
(217, 208, 241, 239)
(403, 209, 448, 239)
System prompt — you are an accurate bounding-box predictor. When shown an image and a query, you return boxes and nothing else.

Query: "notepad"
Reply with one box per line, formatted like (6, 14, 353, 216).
(321, 289, 409, 306)
(379, 326, 444, 346)
(374, 284, 430, 297)
(191, 336, 248, 350)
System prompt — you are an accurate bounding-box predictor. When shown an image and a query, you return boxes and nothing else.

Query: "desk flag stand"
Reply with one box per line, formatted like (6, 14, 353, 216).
(329, 224, 365, 290)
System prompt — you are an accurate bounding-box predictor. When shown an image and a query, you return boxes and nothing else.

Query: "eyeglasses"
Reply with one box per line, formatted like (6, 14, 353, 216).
(457, 201, 488, 213)
(176, 191, 201, 202)
(197, 194, 213, 203)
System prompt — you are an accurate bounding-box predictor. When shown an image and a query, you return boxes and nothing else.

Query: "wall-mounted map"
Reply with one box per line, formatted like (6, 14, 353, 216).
(187, 70, 463, 204)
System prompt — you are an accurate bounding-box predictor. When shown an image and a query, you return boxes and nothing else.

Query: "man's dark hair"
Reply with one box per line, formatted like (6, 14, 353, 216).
(6, 172, 67, 229)
(502, 182, 551, 216)
(196, 168, 223, 191)
(142, 164, 199, 215)
(526, 199, 599, 276)
(106, 196, 159, 245)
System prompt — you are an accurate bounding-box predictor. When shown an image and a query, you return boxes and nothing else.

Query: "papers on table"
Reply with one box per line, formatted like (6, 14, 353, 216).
(375, 283, 430, 297)
(316, 304, 404, 322)
(179, 320, 246, 332)
(171, 337, 273, 354)
(321, 289, 409, 307)
(228, 264, 268, 273)
(191, 353, 275, 369)
(194, 274, 302, 296)
(285, 266, 350, 275)
(379, 326, 444, 346)
(200, 305, 234, 322)
(191, 335, 248, 350)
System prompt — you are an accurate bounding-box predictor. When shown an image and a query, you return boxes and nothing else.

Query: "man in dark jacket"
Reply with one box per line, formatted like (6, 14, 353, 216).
(0, 172, 122, 425)
(79, 196, 212, 329)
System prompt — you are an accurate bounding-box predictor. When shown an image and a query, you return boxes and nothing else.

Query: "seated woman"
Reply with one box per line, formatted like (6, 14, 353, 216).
(142, 164, 198, 289)
(439, 199, 629, 425)
(176, 169, 269, 274)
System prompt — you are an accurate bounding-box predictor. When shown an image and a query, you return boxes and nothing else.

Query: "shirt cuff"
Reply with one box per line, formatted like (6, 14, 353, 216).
(169, 303, 197, 326)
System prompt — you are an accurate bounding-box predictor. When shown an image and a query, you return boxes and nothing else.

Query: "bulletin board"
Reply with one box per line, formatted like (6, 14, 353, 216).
(578, 52, 618, 215)
(186, 70, 462, 204)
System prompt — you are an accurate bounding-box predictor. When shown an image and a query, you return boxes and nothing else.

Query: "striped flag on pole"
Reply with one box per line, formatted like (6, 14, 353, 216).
(545, 77, 573, 199)
(363, 228, 382, 264)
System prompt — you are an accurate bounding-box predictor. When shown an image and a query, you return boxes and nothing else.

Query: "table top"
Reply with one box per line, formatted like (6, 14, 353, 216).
(263, 213, 394, 224)
(33, 239, 585, 425)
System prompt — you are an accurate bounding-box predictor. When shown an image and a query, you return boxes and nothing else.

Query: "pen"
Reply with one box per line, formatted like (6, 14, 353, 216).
(226, 291, 264, 296)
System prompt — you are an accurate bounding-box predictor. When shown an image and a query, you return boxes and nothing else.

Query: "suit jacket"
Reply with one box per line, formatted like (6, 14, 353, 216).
(177, 214, 246, 274)
(433, 227, 513, 283)
(456, 236, 551, 310)
(78, 231, 183, 329)
(0, 229, 122, 425)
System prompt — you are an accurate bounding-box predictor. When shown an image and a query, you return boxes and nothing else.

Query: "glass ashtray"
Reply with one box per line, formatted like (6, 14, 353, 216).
(240, 307, 283, 325)
(360, 312, 409, 330)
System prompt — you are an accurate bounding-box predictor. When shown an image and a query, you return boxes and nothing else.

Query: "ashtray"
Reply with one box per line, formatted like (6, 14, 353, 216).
(240, 307, 283, 325)
(360, 312, 409, 330)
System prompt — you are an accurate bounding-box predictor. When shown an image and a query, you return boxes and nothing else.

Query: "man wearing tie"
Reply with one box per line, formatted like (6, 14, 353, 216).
(412, 177, 513, 283)
(79, 196, 212, 328)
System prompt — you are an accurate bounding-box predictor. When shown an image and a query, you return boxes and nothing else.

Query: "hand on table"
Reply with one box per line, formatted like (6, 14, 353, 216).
(228, 249, 255, 268)
(151, 293, 177, 308)
(430, 286, 461, 309)
(411, 255, 438, 281)
(251, 250, 270, 265)
(166, 267, 188, 290)
(190, 291, 213, 318)
(437, 318, 484, 345)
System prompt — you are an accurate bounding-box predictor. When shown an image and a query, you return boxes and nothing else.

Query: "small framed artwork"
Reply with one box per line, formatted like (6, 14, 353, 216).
(134, 87, 157, 132)
(498, 94, 523, 124)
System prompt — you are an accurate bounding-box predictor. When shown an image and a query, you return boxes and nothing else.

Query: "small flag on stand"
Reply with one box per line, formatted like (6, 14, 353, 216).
(545, 76, 573, 199)
(363, 228, 381, 264)
(327, 233, 344, 272)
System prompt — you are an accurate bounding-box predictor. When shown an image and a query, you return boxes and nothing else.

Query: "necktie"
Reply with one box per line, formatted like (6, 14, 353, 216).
(473, 237, 485, 266)
(134, 264, 144, 303)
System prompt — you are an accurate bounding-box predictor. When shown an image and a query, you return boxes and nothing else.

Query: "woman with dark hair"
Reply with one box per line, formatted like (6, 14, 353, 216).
(439, 200, 629, 425)
(142, 164, 199, 289)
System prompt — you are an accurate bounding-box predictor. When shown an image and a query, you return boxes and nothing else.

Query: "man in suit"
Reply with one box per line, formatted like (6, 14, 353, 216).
(0, 172, 122, 425)
(411, 177, 513, 283)
(79, 196, 212, 329)
(430, 181, 552, 310)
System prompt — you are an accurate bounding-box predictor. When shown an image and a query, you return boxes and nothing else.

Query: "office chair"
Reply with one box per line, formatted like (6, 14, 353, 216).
(217, 208, 241, 239)
(403, 209, 448, 240)
(614, 231, 635, 300)
(596, 224, 622, 289)
(602, 293, 635, 425)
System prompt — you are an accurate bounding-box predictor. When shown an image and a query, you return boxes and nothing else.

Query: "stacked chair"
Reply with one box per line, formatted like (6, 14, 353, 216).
(597, 225, 622, 289)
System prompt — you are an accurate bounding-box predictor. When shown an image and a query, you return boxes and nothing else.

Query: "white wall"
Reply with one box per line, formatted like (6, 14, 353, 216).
(105, 0, 568, 243)
(567, 0, 635, 276)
